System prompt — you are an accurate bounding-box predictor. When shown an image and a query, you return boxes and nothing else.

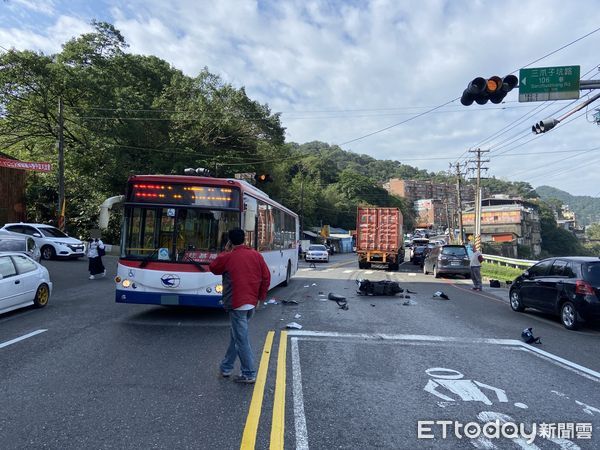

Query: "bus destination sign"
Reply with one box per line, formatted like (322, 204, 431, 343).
(128, 183, 240, 209)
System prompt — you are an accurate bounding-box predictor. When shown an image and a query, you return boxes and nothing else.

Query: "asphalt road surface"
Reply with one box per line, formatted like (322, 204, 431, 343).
(1, 253, 599, 449)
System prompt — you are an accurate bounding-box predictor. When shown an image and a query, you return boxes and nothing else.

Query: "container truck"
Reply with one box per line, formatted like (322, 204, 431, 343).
(356, 207, 404, 270)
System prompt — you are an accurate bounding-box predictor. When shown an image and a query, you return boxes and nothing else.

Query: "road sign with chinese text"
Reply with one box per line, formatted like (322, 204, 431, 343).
(519, 65, 580, 102)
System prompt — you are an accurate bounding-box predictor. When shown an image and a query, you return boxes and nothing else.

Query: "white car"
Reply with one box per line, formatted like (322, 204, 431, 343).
(0, 233, 41, 262)
(0, 252, 52, 315)
(305, 244, 330, 263)
(0, 223, 85, 260)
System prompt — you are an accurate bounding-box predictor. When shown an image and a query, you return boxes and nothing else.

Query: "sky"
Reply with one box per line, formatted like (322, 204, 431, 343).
(2, 0, 600, 197)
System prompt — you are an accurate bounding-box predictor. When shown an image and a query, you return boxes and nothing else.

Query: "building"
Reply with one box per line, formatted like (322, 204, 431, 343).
(0, 153, 27, 225)
(462, 196, 541, 257)
(383, 178, 475, 207)
(0, 153, 53, 226)
(414, 199, 449, 230)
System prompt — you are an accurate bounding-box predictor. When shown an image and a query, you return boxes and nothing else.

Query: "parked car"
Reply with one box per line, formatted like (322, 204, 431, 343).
(0, 233, 41, 262)
(509, 257, 600, 330)
(305, 244, 329, 263)
(422, 244, 471, 278)
(0, 223, 85, 260)
(0, 252, 52, 315)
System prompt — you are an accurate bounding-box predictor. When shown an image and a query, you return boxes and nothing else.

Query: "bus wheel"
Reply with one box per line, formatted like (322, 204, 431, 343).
(282, 261, 292, 286)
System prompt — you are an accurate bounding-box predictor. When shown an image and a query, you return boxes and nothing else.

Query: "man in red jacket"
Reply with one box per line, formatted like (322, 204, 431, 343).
(209, 228, 271, 384)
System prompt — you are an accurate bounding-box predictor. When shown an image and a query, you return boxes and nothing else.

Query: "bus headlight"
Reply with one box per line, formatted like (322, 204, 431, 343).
(215, 284, 223, 293)
(122, 279, 132, 288)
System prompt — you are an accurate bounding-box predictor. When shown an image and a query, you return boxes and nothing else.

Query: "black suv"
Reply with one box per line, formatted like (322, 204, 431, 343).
(509, 257, 600, 330)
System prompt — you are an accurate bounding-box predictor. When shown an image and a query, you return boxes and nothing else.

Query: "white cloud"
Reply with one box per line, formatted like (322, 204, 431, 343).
(2, 0, 600, 196)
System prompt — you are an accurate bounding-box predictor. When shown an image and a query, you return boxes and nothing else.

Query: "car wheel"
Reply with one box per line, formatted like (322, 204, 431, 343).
(509, 288, 525, 312)
(433, 266, 440, 278)
(41, 245, 55, 260)
(464, 272, 471, 279)
(282, 261, 292, 286)
(33, 283, 50, 308)
(358, 261, 365, 269)
(561, 301, 579, 330)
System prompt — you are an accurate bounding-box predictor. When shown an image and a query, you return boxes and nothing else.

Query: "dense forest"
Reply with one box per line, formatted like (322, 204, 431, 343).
(0, 22, 597, 258)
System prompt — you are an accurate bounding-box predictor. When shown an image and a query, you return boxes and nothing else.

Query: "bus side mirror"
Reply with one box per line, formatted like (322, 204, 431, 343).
(243, 197, 257, 232)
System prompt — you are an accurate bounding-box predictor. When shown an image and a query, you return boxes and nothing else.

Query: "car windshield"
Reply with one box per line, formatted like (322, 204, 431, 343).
(442, 246, 467, 257)
(0, 239, 25, 252)
(39, 226, 68, 238)
(309, 245, 326, 251)
(583, 262, 600, 285)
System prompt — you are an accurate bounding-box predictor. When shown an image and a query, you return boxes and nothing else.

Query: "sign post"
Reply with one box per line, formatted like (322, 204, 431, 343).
(519, 65, 580, 102)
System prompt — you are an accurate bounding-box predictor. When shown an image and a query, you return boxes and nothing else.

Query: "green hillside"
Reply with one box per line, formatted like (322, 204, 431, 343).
(536, 185, 600, 226)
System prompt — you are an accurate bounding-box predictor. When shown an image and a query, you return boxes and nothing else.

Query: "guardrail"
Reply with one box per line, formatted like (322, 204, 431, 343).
(482, 254, 538, 269)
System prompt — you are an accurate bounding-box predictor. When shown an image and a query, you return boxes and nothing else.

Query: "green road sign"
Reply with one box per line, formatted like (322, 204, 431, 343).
(519, 65, 580, 102)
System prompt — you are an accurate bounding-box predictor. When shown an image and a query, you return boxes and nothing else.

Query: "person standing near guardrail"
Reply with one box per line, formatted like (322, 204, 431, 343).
(470, 246, 484, 291)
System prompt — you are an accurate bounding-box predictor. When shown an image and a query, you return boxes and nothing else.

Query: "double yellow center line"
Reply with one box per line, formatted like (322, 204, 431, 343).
(240, 330, 288, 450)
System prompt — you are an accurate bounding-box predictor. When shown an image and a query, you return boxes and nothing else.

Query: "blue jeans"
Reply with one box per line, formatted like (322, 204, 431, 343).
(220, 309, 256, 378)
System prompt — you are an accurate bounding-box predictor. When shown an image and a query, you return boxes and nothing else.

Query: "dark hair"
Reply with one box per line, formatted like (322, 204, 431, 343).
(228, 228, 245, 245)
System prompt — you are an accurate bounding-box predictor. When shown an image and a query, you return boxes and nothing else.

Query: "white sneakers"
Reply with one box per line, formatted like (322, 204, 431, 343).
(89, 271, 106, 281)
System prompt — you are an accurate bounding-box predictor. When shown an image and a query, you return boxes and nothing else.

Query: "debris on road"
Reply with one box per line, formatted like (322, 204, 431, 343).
(521, 327, 542, 344)
(266, 299, 278, 305)
(286, 322, 303, 329)
(328, 292, 349, 310)
(403, 299, 417, 306)
(489, 279, 501, 288)
(282, 299, 299, 305)
(433, 291, 449, 300)
(294, 313, 302, 319)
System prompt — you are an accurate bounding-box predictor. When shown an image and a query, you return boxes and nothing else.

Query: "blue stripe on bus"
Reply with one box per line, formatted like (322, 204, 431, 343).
(115, 290, 223, 308)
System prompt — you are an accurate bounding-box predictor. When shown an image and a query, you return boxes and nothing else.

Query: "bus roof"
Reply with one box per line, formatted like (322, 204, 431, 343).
(127, 175, 298, 217)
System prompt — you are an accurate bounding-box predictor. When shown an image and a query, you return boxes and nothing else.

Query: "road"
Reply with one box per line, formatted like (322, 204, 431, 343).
(1, 253, 599, 449)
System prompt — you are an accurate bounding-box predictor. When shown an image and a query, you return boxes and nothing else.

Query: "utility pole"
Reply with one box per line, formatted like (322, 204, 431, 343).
(469, 148, 489, 251)
(57, 97, 65, 230)
(452, 162, 465, 244)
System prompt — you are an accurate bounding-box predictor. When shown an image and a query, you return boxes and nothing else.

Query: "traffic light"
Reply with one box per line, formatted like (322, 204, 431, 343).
(532, 118, 559, 134)
(460, 75, 518, 106)
(254, 173, 273, 183)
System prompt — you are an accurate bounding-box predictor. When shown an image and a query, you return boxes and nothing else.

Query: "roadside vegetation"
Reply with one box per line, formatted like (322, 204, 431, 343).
(481, 262, 527, 283)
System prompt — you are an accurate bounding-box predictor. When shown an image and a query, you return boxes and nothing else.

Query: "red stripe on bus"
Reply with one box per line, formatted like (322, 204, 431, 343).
(119, 259, 208, 272)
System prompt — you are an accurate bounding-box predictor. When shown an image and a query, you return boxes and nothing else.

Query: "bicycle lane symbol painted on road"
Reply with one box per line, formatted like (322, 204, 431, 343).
(423, 367, 585, 449)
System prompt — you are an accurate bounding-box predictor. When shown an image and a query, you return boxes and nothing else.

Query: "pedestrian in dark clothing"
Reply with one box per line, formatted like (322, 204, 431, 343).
(209, 228, 271, 384)
(87, 238, 106, 280)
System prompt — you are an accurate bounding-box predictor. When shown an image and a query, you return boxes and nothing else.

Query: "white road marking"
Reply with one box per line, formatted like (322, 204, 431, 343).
(286, 330, 600, 382)
(342, 270, 353, 273)
(364, 270, 374, 274)
(0, 329, 47, 349)
(291, 337, 309, 450)
(575, 400, 600, 416)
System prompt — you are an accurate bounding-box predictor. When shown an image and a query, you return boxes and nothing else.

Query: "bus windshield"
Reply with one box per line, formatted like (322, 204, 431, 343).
(123, 206, 239, 263)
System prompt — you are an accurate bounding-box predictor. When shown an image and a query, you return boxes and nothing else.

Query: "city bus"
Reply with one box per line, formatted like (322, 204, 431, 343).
(115, 174, 299, 308)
